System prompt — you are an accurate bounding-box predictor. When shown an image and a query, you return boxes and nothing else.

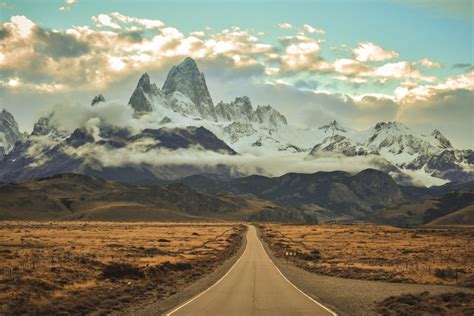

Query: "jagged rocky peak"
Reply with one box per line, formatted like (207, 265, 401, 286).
(32, 114, 54, 136)
(319, 120, 346, 134)
(66, 128, 95, 148)
(31, 113, 68, 139)
(374, 121, 407, 131)
(128, 73, 160, 113)
(162, 57, 216, 119)
(0, 108, 22, 153)
(137, 73, 159, 94)
(91, 94, 105, 106)
(215, 96, 253, 122)
(215, 96, 287, 129)
(254, 105, 288, 128)
(159, 116, 172, 125)
(431, 129, 452, 149)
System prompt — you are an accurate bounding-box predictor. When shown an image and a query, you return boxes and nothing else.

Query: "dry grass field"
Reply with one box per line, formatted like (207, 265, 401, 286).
(0, 221, 245, 315)
(260, 224, 474, 287)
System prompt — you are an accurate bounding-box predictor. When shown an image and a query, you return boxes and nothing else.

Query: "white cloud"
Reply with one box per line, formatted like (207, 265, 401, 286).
(278, 23, 293, 30)
(10, 15, 35, 37)
(394, 70, 474, 103)
(303, 24, 325, 35)
(372, 61, 436, 82)
(92, 14, 121, 29)
(109, 12, 164, 29)
(353, 42, 399, 62)
(418, 58, 442, 69)
(333, 58, 371, 76)
(59, 0, 76, 12)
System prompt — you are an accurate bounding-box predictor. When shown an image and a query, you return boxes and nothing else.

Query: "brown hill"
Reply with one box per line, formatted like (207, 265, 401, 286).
(371, 188, 474, 226)
(0, 173, 309, 222)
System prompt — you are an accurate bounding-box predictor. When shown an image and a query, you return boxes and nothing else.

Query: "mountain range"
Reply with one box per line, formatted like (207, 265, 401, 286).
(174, 169, 474, 223)
(0, 57, 472, 187)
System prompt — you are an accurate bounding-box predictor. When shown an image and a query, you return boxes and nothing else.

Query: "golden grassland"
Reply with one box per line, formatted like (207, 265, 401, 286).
(260, 224, 474, 287)
(0, 221, 245, 315)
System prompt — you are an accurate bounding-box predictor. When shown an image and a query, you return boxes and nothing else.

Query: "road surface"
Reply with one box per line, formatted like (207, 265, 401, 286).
(166, 225, 336, 316)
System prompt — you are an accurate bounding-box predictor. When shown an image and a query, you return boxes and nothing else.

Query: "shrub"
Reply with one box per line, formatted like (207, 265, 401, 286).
(298, 250, 321, 261)
(148, 261, 192, 274)
(434, 268, 458, 279)
(101, 262, 144, 280)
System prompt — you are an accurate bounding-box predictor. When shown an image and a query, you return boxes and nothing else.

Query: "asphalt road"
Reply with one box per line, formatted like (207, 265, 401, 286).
(166, 225, 336, 316)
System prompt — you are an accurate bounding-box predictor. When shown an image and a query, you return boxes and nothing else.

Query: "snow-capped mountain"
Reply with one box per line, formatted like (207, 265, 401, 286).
(0, 109, 23, 159)
(162, 57, 216, 120)
(0, 57, 471, 186)
(318, 120, 347, 135)
(307, 121, 473, 183)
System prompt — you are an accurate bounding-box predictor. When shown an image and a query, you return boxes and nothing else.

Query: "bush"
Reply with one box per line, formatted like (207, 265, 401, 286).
(148, 261, 192, 274)
(298, 250, 321, 261)
(101, 262, 144, 280)
(434, 268, 458, 279)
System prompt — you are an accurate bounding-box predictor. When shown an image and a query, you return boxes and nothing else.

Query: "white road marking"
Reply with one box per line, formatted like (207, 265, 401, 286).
(165, 235, 249, 315)
(256, 233, 338, 316)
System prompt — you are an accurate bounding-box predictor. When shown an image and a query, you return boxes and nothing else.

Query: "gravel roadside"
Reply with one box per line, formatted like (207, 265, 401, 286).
(257, 226, 474, 316)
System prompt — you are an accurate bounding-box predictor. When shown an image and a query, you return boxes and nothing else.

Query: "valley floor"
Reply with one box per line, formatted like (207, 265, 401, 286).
(1, 221, 472, 315)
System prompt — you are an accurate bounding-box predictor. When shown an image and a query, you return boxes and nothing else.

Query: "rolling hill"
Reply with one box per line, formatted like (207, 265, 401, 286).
(0, 173, 310, 223)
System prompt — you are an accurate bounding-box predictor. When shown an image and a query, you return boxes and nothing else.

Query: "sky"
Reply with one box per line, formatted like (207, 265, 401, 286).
(0, 0, 473, 148)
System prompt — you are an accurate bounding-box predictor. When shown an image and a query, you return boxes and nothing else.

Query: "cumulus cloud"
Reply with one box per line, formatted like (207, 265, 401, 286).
(278, 23, 293, 29)
(92, 12, 164, 30)
(372, 61, 435, 81)
(1, 12, 471, 147)
(353, 42, 399, 62)
(10, 15, 35, 38)
(92, 14, 121, 29)
(333, 58, 371, 76)
(418, 58, 442, 69)
(0, 13, 443, 95)
(303, 24, 325, 35)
